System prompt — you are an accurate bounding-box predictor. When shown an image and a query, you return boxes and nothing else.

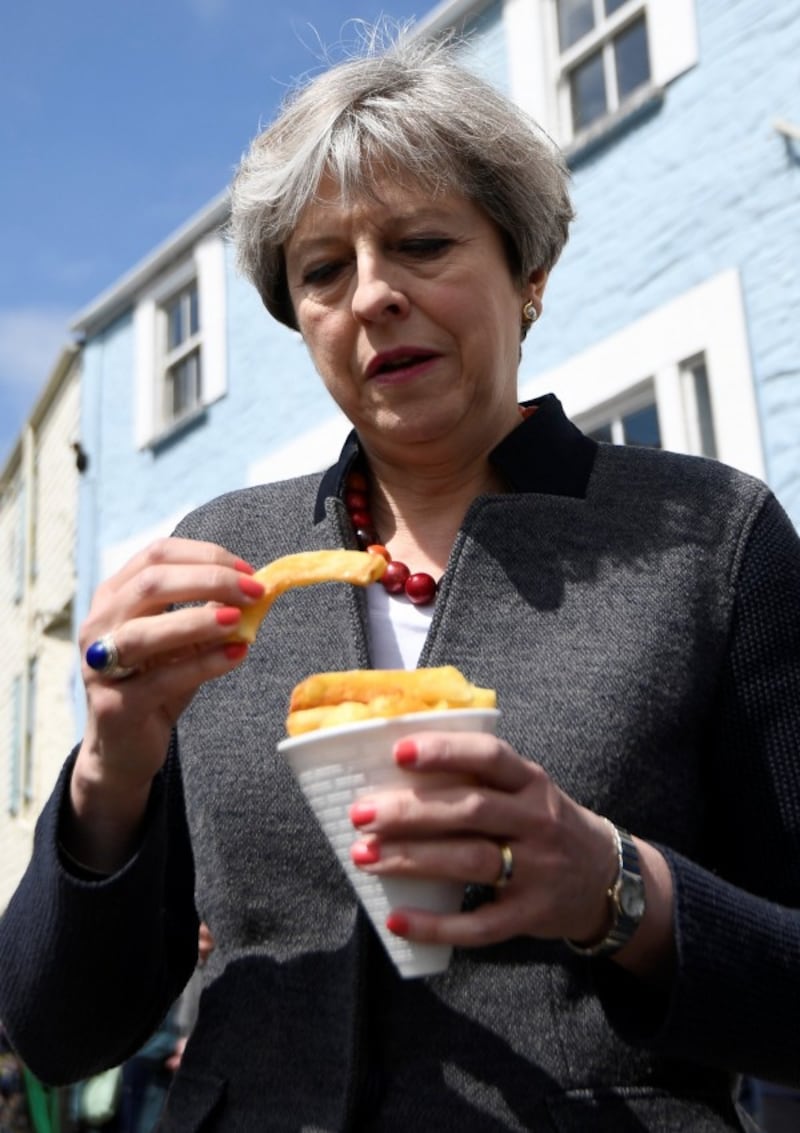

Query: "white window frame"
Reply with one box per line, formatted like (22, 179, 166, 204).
(520, 269, 766, 479)
(133, 234, 227, 448)
(580, 380, 662, 446)
(581, 365, 717, 456)
(505, 0, 698, 147)
(161, 280, 202, 425)
(556, 1, 651, 137)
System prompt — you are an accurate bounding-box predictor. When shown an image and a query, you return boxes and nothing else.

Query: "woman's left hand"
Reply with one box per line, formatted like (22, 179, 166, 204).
(349, 729, 674, 976)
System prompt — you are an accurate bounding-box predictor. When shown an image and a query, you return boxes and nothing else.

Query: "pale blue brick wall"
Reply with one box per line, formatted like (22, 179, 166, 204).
(524, 0, 800, 522)
(222, 256, 339, 456)
(460, 0, 508, 94)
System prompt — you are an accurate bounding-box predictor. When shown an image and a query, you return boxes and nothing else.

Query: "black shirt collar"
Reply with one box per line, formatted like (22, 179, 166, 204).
(313, 394, 597, 523)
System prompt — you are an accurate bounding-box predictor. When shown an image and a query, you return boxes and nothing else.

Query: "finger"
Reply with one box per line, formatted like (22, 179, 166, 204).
(386, 901, 525, 950)
(83, 605, 246, 677)
(82, 571, 265, 661)
(393, 732, 536, 794)
(88, 640, 250, 719)
(351, 835, 509, 888)
(350, 784, 515, 840)
(143, 639, 249, 695)
(101, 538, 256, 592)
(83, 565, 265, 641)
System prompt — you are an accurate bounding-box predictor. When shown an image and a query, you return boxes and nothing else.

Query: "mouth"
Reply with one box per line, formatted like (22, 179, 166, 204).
(366, 347, 441, 381)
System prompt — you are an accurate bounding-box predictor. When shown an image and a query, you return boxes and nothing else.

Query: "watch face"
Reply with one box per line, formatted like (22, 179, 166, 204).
(620, 875, 646, 920)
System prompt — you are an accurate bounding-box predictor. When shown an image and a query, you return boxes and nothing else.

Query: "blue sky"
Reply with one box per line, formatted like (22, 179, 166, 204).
(0, 0, 428, 465)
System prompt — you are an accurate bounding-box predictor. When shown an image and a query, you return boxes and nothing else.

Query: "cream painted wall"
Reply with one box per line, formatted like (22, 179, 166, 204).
(0, 353, 81, 909)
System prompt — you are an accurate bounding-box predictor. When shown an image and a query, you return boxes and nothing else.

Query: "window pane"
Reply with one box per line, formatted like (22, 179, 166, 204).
(614, 16, 650, 101)
(570, 50, 607, 132)
(170, 359, 188, 418)
(622, 403, 661, 447)
(604, 0, 629, 14)
(165, 284, 199, 349)
(683, 356, 718, 458)
(9, 674, 22, 815)
(694, 362, 716, 458)
(167, 350, 201, 420)
(557, 0, 594, 50)
(588, 423, 614, 443)
(166, 296, 184, 350)
(189, 284, 200, 336)
(24, 657, 36, 803)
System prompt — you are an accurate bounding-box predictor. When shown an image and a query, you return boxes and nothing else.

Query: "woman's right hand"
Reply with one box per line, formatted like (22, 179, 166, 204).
(65, 537, 264, 872)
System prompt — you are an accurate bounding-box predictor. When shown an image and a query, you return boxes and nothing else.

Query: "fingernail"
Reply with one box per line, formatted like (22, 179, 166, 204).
(351, 840, 381, 865)
(223, 642, 249, 662)
(386, 912, 410, 937)
(238, 575, 265, 599)
(394, 739, 418, 766)
(215, 606, 242, 627)
(350, 803, 377, 827)
(234, 559, 256, 575)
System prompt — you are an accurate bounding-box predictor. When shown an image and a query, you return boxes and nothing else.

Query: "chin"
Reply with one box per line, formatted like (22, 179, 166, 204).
(369, 402, 461, 443)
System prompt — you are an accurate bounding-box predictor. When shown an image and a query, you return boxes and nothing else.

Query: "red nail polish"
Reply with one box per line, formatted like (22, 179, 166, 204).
(215, 606, 242, 627)
(350, 803, 377, 827)
(394, 739, 418, 766)
(351, 840, 381, 865)
(223, 642, 248, 662)
(386, 912, 410, 937)
(234, 558, 256, 575)
(238, 575, 265, 599)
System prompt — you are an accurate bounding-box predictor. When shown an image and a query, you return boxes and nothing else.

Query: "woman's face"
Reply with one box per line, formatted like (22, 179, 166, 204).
(284, 174, 545, 455)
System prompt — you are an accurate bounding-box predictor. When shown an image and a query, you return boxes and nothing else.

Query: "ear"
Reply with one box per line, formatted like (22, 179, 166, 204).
(523, 268, 549, 321)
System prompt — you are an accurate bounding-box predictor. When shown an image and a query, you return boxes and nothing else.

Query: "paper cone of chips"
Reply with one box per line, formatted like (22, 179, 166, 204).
(278, 668, 498, 978)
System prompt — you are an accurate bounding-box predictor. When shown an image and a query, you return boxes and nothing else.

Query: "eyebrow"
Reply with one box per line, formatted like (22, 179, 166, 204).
(287, 206, 460, 260)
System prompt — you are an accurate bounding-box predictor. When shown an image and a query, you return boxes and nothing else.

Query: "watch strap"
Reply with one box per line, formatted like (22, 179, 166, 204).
(564, 823, 644, 959)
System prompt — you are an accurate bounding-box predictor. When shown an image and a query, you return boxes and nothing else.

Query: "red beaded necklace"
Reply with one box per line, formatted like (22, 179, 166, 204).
(344, 406, 537, 606)
(344, 469, 439, 605)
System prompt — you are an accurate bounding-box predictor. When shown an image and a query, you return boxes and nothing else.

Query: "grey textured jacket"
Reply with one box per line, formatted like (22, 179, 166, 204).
(2, 396, 799, 1132)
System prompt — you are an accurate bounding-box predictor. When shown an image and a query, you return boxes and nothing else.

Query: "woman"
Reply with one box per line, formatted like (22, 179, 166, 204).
(1, 32, 799, 1132)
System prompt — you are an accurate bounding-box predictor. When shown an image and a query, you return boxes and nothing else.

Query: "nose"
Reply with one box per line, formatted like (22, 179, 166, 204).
(351, 253, 410, 323)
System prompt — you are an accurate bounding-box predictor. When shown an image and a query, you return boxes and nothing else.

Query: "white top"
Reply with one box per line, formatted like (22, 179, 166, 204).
(366, 585, 435, 670)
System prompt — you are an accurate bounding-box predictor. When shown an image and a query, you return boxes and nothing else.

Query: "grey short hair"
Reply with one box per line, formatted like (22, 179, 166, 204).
(229, 30, 575, 330)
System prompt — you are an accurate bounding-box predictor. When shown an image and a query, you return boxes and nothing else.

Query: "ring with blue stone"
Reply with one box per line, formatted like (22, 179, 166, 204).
(85, 634, 136, 680)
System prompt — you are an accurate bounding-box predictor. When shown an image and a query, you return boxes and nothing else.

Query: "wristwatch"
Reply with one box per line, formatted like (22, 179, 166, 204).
(565, 824, 646, 958)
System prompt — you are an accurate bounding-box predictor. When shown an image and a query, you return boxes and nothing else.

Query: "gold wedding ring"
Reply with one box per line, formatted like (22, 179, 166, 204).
(494, 842, 514, 888)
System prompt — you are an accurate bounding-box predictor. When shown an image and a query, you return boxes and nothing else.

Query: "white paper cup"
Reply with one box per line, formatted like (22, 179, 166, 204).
(278, 707, 499, 978)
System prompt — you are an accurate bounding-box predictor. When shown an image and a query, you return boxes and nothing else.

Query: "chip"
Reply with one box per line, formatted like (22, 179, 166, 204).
(232, 550, 386, 644)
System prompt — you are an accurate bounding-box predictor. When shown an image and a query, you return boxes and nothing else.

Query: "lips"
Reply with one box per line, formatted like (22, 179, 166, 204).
(366, 347, 440, 380)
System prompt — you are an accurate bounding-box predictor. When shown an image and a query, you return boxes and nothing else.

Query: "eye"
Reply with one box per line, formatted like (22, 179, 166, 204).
(301, 260, 344, 286)
(398, 237, 453, 257)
